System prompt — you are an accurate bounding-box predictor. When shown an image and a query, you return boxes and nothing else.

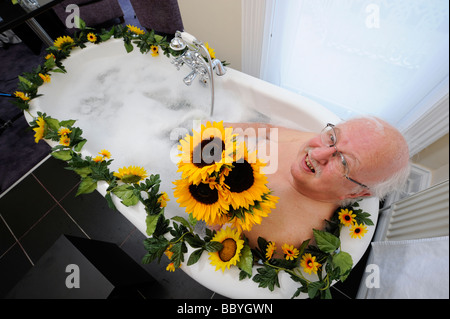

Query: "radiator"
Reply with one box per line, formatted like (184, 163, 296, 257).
(385, 180, 449, 241)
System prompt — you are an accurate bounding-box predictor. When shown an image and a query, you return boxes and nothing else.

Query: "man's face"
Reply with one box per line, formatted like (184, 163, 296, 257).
(289, 121, 375, 203)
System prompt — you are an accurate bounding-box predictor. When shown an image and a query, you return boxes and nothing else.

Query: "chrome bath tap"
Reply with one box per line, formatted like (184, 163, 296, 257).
(170, 31, 226, 116)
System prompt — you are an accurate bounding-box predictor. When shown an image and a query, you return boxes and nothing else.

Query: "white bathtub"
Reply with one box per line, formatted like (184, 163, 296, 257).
(27, 38, 378, 299)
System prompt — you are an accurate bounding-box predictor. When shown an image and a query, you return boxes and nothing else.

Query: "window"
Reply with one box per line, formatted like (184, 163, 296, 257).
(259, 0, 449, 137)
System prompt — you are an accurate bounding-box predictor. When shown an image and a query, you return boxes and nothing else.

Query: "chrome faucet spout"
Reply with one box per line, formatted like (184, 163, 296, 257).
(169, 31, 227, 116)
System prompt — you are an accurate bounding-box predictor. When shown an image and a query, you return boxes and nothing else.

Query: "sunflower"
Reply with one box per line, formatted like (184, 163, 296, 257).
(127, 24, 145, 35)
(99, 149, 111, 159)
(59, 135, 70, 146)
(222, 144, 270, 210)
(93, 156, 103, 163)
(173, 178, 230, 225)
(45, 53, 55, 60)
(177, 121, 236, 185)
(114, 165, 148, 184)
(166, 262, 176, 272)
(150, 45, 159, 57)
(58, 127, 72, 136)
(32, 116, 45, 143)
(265, 242, 276, 260)
(349, 222, 368, 239)
(228, 193, 278, 231)
(53, 35, 74, 50)
(208, 227, 244, 272)
(158, 192, 170, 208)
(87, 33, 97, 43)
(14, 91, 29, 101)
(39, 73, 51, 83)
(338, 208, 356, 227)
(282, 243, 299, 261)
(204, 42, 216, 59)
(300, 253, 321, 275)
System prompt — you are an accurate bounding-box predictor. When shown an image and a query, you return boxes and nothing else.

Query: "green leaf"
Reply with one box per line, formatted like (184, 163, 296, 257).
(45, 117, 60, 131)
(146, 213, 161, 236)
(332, 251, 353, 281)
(187, 248, 204, 266)
(252, 266, 280, 291)
(51, 150, 72, 161)
(73, 139, 87, 152)
(236, 244, 253, 276)
(170, 241, 187, 268)
(307, 280, 325, 299)
(59, 119, 77, 127)
(76, 177, 97, 196)
(111, 184, 139, 206)
(73, 166, 92, 178)
(313, 229, 340, 254)
(205, 241, 223, 252)
(142, 236, 169, 263)
(171, 216, 193, 232)
(124, 41, 134, 53)
(105, 192, 117, 210)
(354, 211, 374, 226)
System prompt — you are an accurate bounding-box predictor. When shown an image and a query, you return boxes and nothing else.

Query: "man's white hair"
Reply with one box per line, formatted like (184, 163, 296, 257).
(339, 116, 411, 207)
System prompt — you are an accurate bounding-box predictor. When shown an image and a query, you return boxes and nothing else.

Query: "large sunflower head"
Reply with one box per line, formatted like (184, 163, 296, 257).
(173, 178, 230, 225)
(223, 144, 270, 210)
(177, 121, 236, 185)
(208, 227, 244, 272)
(114, 165, 148, 183)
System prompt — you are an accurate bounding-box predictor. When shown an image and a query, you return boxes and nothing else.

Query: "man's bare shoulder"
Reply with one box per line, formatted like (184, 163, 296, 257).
(225, 122, 315, 143)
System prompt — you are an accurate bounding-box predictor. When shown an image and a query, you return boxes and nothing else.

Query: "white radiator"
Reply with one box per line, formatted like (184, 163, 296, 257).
(385, 180, 449, 241)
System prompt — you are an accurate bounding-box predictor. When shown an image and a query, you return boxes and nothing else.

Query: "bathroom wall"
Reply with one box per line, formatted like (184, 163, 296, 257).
(412, 133, 450, 187)
(178, 0, 242, 71)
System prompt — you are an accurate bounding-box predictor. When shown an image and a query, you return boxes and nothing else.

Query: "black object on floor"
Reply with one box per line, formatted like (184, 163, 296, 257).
(7, 234, 159, 299)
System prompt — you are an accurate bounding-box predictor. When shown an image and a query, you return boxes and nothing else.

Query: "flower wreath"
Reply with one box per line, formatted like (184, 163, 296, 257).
(11, 21, 373, 299)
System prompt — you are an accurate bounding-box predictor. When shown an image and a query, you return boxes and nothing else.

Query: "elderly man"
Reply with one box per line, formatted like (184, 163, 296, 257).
(228, 116, 410, 249)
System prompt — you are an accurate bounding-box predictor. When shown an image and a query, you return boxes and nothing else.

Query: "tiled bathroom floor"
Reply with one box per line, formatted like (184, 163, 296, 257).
(0, 156, 369, 299)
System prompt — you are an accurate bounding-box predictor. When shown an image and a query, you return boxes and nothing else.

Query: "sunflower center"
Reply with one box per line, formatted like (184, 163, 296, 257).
(188, 183, 219, 205)
(355, 228, 361, 233)
(224, 161, 254, 193)
(219, 238, 237, 262)
(344, 215, 351, 221)
(192, 137, 225, 168)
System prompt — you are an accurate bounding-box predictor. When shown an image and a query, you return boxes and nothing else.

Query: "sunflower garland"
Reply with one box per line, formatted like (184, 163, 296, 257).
(11, 18, 374, 299)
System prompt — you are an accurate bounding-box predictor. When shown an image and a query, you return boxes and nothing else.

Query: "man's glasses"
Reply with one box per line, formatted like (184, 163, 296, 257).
(320, 123, 369, 189)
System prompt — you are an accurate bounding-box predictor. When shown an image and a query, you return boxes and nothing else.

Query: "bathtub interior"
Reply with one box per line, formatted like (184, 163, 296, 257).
(27, 39, 378, 298)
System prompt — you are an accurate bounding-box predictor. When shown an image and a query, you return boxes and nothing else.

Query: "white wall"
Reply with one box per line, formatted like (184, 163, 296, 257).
(178, 0, 242, 71)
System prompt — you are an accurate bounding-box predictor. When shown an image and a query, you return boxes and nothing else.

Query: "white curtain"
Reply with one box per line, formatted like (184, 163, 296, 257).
(261, 0, 449, 130)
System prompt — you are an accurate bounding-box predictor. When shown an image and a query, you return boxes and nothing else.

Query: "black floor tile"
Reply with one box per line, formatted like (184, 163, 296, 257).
(19, 206, 89, 264)
(0, 174, 57, 239)
(119, 227, 216, 299)
(60, 187, 135, 245)
(0, 217, 16, 258)
(32, 156, 81, 202)
(0, 244, 33, 298)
